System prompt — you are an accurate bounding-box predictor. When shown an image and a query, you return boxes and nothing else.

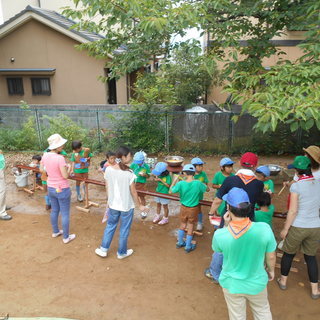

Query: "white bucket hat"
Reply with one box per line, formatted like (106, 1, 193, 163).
(47, 133, 67, 150)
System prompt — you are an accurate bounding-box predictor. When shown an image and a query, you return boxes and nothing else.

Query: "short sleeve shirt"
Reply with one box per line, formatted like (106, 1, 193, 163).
(255, 204, 275, 228)
(264, 179, 274, 193)
(156, 175, 172, 194)
(194, 171, 209, 184)
(0, 154, 5, 170)
(70, 149, 93, 173)
(171, 180, 207, 207)
(41, 152, 69, 189)
(213, 222, 277, 295)
(130, 163, 151, 183)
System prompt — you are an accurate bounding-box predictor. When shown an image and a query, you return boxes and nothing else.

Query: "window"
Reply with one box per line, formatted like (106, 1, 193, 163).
(7, 78, 24, 95)
(31, 78, 51, 95)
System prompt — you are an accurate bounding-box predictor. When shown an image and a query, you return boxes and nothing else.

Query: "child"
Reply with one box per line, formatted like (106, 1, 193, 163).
(29, 155, 42, 185)
(191, 157, 210, 231)
(70, 141, 93, 202)
(170, 164, 207, 253)
(255, 192, 274, 228)
(130, 151, 150, 218)
(99, 151, 116, 172)
(256, 165, 274, 194)
(152, 162, 172, 225)
(212, 157, 235, 216)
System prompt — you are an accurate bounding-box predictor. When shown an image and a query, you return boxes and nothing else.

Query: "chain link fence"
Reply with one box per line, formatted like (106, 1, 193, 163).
(0, 105, 319, 154)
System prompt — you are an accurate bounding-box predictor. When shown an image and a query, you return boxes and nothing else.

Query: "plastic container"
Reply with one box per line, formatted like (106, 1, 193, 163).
(14, 171, 29, 187)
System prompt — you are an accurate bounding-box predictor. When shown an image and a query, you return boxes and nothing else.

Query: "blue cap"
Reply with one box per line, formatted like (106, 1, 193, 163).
(182, 164, 195, 172)
(256, 165, 270, 177)
(133, 151, 145, 164)
(152, 162, 167, 176)
(191, 157, 205, 165)
(220, 157, 234, 167)
(222, 187, 250, 207)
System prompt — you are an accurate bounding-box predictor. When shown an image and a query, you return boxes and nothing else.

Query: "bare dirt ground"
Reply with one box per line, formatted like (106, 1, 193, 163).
(0, 153, 319, 320)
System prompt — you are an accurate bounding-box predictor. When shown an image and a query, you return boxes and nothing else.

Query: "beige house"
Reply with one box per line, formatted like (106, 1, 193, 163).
(206, 30, 306, 105)
(0, 5, 129, 105)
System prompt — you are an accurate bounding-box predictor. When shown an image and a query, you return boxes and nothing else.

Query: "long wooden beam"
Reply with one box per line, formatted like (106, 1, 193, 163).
(16, 164, 287, 218)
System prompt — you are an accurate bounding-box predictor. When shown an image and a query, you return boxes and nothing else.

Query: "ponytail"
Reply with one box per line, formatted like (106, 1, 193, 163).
(116, 146, 132, 171)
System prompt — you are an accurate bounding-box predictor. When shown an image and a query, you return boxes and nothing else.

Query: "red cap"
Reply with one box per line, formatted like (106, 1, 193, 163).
(240, 152, 258, 168)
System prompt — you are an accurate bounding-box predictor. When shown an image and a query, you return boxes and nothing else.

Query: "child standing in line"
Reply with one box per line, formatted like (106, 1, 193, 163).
(99, 151, 116, 172)
(212, 157, 235, 216)
(256, 165, 274, 194)
(191, 157, 210, 231)
(152, 162, 172, 225)
(29, 155, 42, 185)
(70, 141, 92, 202)
(130, 151, 150, 218)
(170, 164, 207, 253)
(255, 192, 274, 228)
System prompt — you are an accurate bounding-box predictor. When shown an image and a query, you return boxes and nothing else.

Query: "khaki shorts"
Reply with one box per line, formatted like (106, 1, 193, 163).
(282, 226, 320, 256)
(180, 205, 200, 224)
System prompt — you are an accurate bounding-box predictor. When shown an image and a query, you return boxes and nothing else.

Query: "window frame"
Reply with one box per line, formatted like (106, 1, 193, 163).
(6, 77, 24, 95)
(31, 77, 51, 96)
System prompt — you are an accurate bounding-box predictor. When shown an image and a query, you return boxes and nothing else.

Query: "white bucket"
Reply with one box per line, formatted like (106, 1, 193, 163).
(14, 171, 29, 187)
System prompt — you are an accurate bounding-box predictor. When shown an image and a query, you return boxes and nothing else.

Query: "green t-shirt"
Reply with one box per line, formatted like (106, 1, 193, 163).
(70, 149, 93, 173)
(194, 171, 209, 183)
(255, 204, 274, 228)
(130, 163, 151, 184)
(0, 154, 5, 170)
(156, 175, 172, 194)
(213, 222, 277, 295)
(171, 180, 207, 207)
(212, 171, 235, 215)
(263, 179, 274, 193)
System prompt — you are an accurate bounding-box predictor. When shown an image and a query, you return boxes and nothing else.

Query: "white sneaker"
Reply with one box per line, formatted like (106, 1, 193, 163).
(95, 247, 108, 258)
(196, 222, 203, 231)
(52, 229, 63, 238)
(63, 234, 76, 244)
(77, 194, 83, 202)
(140, 212, 148, 219)
(117, 249, 134, 260)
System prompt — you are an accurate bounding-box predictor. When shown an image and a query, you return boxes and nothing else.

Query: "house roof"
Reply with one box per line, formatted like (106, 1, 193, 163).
(0, 5, 105, 43)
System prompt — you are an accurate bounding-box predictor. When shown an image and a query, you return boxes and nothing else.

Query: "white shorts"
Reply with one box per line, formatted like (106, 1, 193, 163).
(154, 196, 170, 205)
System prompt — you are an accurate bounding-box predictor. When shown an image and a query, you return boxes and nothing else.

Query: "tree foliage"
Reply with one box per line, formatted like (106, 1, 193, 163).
(64, 0, 320, 131)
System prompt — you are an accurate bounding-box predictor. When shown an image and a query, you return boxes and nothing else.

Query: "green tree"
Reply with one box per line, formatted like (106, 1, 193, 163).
(64, 0, 320, 131)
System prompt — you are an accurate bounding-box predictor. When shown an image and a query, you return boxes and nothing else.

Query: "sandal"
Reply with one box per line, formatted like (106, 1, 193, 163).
(277, 278, 287, 290)
(158, 217, 169, 225)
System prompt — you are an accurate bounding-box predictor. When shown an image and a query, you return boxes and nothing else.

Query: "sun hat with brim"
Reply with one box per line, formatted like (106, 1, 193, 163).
(303, 145, 320, 164)
(182, 164, 195, 172)
(287, 156, 311, 170)
(47, 133, 67, 150)
(240, 152, 258, 168)
(222, 187, 250, 207)
(220, 157, 234, 167)
(191, 157, 205, 165)
(152, 162, 168, 176)
(133, 151, 145, 164)
(256, 165, 271, 177)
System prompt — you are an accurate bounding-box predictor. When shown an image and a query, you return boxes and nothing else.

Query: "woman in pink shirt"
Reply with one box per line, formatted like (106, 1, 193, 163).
(40, 134, 75, 244)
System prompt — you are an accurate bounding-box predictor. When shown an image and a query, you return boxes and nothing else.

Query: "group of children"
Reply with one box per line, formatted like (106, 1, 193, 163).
(27, 147, 276, 253)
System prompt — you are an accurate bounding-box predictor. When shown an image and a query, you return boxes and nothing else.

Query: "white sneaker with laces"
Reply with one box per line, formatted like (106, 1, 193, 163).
(95, 247, 108, 258)
(196, 222, 203, 231)
(63, 234, 76, 244)
(117, 249, 134, 260)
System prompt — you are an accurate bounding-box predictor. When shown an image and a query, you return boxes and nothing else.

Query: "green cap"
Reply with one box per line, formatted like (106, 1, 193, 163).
(287, 156, 311, 170)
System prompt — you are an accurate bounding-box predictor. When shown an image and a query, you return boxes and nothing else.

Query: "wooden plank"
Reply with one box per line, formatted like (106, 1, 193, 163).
(75, 206, 90, 213)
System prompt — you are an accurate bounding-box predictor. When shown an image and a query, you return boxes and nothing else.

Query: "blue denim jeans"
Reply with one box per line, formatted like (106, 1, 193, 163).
(48, 187, 71, 239)
(209, 251, 224, 281)
(101, 208, 134, 255)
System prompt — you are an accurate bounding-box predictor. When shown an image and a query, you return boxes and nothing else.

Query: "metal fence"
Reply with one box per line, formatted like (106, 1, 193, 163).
(0, 104, 319, 154)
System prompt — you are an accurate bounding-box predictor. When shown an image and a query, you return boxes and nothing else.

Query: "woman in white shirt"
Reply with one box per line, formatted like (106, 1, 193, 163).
(303, 145, 320, 179)
(95, 146, 148, 259)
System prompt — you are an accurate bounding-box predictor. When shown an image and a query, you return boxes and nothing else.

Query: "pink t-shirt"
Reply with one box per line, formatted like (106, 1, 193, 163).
(41, 152, 69, 189)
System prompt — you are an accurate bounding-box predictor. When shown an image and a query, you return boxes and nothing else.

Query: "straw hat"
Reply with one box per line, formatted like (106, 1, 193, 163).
(303, 145, 320, 164)
(47, 133, 67, 150)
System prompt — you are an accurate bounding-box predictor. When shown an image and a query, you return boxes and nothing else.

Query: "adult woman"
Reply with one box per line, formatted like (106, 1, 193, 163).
(95, 146, 147, 259)
(40, 134, 75, 244)
(278, 156, 320, 299)
(303, 145, 320, 179)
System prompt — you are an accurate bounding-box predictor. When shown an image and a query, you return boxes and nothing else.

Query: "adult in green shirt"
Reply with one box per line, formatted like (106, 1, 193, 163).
(213, 187, 276, 320)
(212, 157, 235, 216)
(0, 151, 12, 220)
(170, 164, 207, 253)
(129, 151, 150, 218)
